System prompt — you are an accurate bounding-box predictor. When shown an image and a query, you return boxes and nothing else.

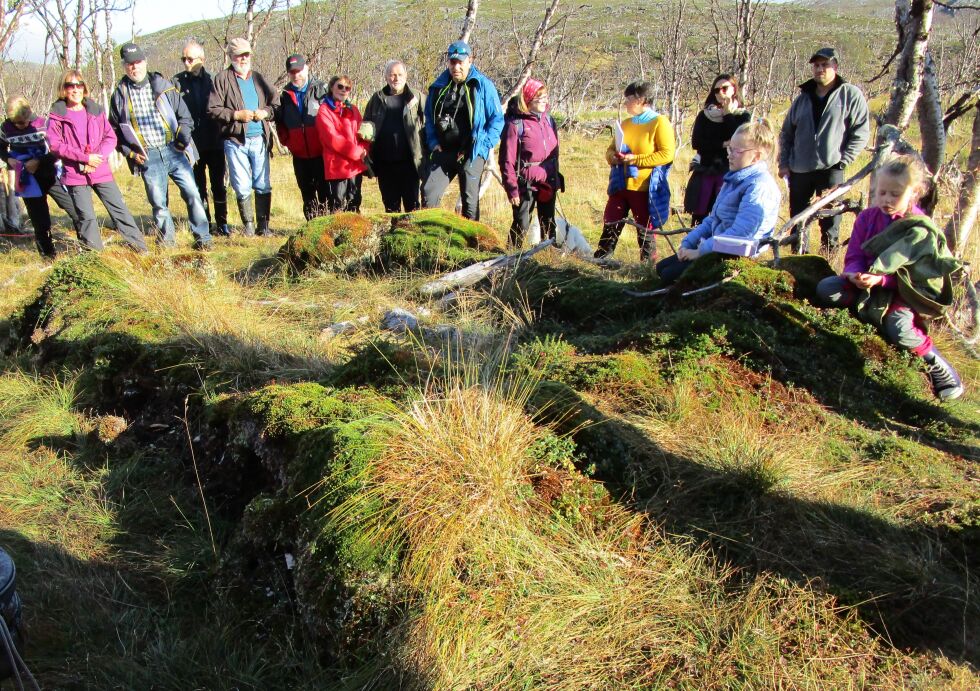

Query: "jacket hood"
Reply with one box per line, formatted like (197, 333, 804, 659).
(49, 98, 104, 117)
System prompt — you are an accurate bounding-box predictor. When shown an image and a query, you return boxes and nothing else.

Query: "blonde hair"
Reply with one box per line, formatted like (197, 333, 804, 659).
(878, 154, 930, 203)
(733, 118, 777, 163)
(5, 95, 32, 121)
(58, 70, 89, 100)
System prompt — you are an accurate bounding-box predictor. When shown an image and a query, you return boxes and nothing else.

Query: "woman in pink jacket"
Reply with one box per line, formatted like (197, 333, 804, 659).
(46, 70, 145, 251)
(316, 75, 368, 213)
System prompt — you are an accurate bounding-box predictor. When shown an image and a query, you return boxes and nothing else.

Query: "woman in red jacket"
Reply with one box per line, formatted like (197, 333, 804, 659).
(316, 75, 368, 213)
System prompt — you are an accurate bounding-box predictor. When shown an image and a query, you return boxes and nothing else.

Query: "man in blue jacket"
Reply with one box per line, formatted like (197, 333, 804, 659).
(422, 40, 504, 220)
(109, 42, 211, 249)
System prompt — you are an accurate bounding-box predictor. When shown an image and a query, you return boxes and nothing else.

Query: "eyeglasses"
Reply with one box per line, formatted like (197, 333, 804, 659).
(64, 82, 85, 89)
(335, 84, 352, 91)
(233, 52, 251, 59)
(181, 56, 198, 63)
(713, 84, 734, 93)
(725, 145, 756, 156)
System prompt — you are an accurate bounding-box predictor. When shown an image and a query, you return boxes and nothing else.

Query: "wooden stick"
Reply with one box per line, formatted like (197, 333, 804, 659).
(418, 239, 555, 296)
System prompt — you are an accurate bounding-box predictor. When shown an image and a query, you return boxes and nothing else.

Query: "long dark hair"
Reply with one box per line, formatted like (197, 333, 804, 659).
(704, 73, 739, 108)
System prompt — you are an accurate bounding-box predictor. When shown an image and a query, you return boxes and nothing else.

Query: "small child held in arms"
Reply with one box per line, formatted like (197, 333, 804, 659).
(815, 154, 964, 401)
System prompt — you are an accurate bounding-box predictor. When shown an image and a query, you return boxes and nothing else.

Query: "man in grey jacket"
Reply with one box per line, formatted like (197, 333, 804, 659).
(779, 47, 869, 251)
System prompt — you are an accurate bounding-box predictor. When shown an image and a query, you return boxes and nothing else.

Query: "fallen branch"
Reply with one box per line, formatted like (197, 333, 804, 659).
(624, 270, 740, 299)
(418, 239, 555, 296)
(772, 124, 902, 246)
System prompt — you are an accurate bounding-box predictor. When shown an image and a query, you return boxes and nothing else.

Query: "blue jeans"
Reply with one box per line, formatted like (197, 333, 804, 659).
(224, 136, 271, 200)
(141, 145, 210, 245)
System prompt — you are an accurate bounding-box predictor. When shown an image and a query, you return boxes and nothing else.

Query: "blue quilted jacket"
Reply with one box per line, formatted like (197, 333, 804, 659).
(680, 162, 780, 254)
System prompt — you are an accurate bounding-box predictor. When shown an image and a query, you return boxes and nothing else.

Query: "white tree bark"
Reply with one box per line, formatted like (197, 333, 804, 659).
(460, 0, 479, 43)
(945, 104, 980, 255)
(881, 0, 934, 131)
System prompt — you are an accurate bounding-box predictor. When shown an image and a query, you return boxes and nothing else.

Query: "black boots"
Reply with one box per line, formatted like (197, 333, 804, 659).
(255, 192, 273, 237)
(212, 198, 230, 236)
(236, 195, 255, 237)
(923, 348, 964, 401)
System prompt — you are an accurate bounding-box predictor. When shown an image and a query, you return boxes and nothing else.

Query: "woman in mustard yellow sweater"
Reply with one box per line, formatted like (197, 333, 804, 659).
(596, 81, 676, 261)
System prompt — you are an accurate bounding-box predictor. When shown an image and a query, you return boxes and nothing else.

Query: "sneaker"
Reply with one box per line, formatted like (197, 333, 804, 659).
(923, 349, 964, 401)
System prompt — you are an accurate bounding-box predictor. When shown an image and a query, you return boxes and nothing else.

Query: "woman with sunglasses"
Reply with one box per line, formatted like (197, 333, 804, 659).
(46, 70, 146, 252)
(316, 76, 369, 213)
(684, 74, 751, 225)
(1, 95, 81, 257)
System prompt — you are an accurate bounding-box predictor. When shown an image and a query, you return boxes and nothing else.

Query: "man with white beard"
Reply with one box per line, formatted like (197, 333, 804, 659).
(207, 38, 280, 236)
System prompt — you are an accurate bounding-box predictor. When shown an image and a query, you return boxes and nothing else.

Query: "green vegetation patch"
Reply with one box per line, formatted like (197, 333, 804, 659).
(379, 208, 503, 272)
(280, 212, 381, 273)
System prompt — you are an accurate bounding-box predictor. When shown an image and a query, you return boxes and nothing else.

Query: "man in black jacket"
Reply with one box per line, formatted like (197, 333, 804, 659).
(174, 39, 228, 236)
(109, 42, 211, 249)
(275, 54, 330, 220)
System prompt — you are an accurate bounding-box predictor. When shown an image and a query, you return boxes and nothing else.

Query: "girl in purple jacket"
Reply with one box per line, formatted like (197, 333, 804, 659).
(498, 79, 560, 248)
(815, 155, 963, 401)
(46, 70, 146, 252)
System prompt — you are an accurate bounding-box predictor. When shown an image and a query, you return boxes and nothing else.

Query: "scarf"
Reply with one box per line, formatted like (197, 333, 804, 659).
(631, 107, 658, 125)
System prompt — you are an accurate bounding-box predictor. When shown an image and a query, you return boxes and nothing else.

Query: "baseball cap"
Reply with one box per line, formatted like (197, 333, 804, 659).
(809, 47, 839, 64)
(119, 42, 146, 65)
(227, 38, 252, 57)
(286, 54, 306, 72)
(447, 40, 471, 60)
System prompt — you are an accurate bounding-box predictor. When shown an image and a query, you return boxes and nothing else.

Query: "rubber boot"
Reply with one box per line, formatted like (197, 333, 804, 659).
(236, 195, 255, 237)
(213, 198, 230, 236)
(922, 348, 964, 401)
(255, 192, 273, 237)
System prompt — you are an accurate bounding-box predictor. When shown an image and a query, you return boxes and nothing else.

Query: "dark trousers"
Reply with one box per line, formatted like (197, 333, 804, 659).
(292, 155, 328, 220)
(193, 147, 227, 226)
(509, 191, 556, 248)
(654, 254, 693, 285)
(376, 159, 421, 213)
(789, 167, 845, 250)
(22, 183, 81, 257)
(326, 175, 363, 214)
(597, 189, 657, 260)
(67, 182, 146, 252)
(422, 150, 485, 220)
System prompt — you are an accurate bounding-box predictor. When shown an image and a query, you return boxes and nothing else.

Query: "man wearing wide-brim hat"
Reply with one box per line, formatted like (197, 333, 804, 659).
(778, 46, 870, 252)
(206, 37, 280, 236)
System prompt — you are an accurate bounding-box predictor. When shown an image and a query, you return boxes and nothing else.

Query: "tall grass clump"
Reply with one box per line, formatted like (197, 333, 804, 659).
(0, 369, 83, 450)
(338, 382, 716, 687)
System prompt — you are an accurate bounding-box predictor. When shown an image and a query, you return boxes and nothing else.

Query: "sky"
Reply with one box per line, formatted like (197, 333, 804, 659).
(8, 1, 232, 63)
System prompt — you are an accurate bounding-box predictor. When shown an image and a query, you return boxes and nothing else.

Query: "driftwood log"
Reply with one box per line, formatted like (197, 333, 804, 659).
(418, 239, 555, 296)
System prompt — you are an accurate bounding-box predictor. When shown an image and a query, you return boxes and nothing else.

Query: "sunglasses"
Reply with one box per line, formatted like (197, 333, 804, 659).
(335, 84, 352, 91)
(181, 56, 198, 63)
(64, 82, 85, 88)
(233, 52, 251, 58)
(713, 84, 733, 93)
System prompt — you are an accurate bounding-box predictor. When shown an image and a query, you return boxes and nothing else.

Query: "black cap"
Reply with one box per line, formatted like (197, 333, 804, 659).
(120, 42, 146, 64)
(286, 54, 306, 72)
(809, 47, 839, 64)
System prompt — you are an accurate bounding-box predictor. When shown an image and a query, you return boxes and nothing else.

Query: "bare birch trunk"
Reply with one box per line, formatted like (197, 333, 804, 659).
(945, 105, 980, 255)
(917, 50, 945, 214)
(881, 0, 934, 131)
(460, 0, 479, 43)
(502, 0, 560, 103)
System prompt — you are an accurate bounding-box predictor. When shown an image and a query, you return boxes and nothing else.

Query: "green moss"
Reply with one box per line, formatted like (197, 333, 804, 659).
(379, 208, 503, 272)
(281, 212, 380, 272)
(777, 254, 836, 301)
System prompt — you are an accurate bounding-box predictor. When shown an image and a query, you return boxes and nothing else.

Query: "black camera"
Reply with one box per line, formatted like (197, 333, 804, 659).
(436, 113, 460, 148)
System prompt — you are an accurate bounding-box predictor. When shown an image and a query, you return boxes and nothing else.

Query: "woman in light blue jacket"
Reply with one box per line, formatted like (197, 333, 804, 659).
(656, 119, 781, 285)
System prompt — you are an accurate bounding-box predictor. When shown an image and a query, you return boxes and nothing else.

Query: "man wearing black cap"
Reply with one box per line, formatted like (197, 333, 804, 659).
(109, 42, 212, 249)
(422, 40, 504, 220)
(779, 47, 870, 251)
(275, 54, 330, 220)
(174, 39, 229, 236)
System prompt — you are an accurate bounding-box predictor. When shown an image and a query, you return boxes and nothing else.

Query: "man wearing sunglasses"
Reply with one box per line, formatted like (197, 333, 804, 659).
(778, 47, 869, 252)
(207, 38, 280, 236)
(109, 42, 212, 250)
(173, 39, 229, 237)
(422, 40, 504, 220)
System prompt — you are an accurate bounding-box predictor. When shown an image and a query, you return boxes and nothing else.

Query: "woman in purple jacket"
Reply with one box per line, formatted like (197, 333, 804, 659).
(498, 79, 560, 248)
(46, 70, 145, 252)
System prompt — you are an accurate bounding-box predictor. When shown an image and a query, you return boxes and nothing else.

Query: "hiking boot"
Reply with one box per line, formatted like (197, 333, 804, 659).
(923, 348, 964, 401)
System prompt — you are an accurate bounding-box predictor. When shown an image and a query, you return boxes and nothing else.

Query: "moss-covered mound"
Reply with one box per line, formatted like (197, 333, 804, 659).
(280, 212, 382, 273)
(378, 208, 503, 272)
